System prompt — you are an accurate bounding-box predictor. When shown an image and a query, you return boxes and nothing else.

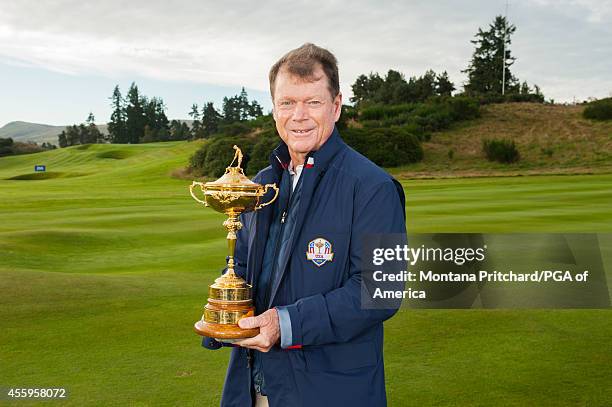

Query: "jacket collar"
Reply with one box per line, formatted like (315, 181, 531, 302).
(269, 126, 345, 175)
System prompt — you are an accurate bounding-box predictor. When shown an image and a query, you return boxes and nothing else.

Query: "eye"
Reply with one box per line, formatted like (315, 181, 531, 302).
(308, 100, 322, 105)
(278, 100, 294, 107)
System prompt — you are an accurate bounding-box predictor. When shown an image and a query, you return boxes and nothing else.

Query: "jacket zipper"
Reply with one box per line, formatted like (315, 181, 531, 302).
(264, 170, 299, 307)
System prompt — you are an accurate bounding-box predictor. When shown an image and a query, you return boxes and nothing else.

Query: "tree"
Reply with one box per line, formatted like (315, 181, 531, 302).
(435, 71, 455, 96)
(520, 81, 530, 95)
(66, 125, 80, 146)
(201, 102, 221, 136)
(82, 112, 101, 144)
(142, 97, 170, 142)
(222, 96, 241, 123)
(169, 120, 191, 141)
(125, 82, 146, 144)
(108, 85, 128, 143)
(463, 15, 519, 95)
(58, 131, 68, 148)
(249, 100, 263, 118)
(350, 73, 384, 106)
(221, 88, 263, 123)
(188, 103, 202, 139)
(238, 87, 250, 121)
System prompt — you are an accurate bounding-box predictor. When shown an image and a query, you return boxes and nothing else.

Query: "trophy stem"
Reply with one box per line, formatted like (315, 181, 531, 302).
(223, 213, 242, 277)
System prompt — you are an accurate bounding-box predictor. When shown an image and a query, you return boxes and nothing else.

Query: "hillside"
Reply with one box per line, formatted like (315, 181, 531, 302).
(0, 121, 109, 145)
(0, 120, 193, 145)
(392, 103, 612, 178)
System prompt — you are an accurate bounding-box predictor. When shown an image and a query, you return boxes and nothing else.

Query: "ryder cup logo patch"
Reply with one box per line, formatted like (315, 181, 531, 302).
(306, 237, 334, 267)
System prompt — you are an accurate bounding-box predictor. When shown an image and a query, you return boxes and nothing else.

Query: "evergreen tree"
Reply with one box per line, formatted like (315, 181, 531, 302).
(189, 103, 202, 139)
(108, 85, 128, 143)
(222, 96, 241, 122)
(66, 125, 80, 146)
(125, 82, 146, 144)
(142, 97, 170, 142)
(350, 73, 384, 106)
(169, 120, 191, 141)
(239, 87, 250, 121)
(463, 15, 519, 95)
(58, 131, 67, 148)
(435, 71, 455, 96)
(520, 81, 530, 95)
(221, 88, 262, 123)
(249, 100, 263, 118)
(201, 102, 221, 136)
(82, 113, 101, 144)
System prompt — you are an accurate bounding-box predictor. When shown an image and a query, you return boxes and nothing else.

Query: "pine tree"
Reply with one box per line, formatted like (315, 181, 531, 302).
(188, 103, 202, 139)
(125, 82, 146, 144)
(201, 102, 221, 137)
(350, 73, 384, 105)
(249, 100, 263, 118)
(463, 15, 519, 95)
(58, 131, 67, 148)
(239, 87, 250, 121)
(435, 71, 455, 96)
(108, 85, 128, 143)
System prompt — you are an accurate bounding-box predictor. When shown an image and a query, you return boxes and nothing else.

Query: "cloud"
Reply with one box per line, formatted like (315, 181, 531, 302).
(0, 0, 610, 102)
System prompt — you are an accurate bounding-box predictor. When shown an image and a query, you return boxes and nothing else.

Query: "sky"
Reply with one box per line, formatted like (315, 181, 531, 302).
(0, 0, 611, 127)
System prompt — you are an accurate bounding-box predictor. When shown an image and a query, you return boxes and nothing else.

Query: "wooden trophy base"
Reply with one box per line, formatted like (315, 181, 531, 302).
(194, 320, 259, 341)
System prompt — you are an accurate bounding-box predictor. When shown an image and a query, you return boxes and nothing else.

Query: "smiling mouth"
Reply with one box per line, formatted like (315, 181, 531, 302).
(290, 129, 314, 135)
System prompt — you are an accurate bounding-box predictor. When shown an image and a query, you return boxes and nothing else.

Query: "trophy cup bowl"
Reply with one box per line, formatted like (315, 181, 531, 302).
(190, 145, 278, 341)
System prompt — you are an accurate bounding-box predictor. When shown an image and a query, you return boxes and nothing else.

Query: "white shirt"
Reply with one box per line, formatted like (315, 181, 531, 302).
(288, 162, 304, 192)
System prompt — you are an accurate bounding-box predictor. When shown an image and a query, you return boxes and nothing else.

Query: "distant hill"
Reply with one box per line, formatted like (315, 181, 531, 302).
(0, 120, 193, 145)
(0, 121, 109, 145)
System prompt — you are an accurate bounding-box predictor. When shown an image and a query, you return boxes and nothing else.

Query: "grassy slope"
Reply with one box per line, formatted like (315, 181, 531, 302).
(0, 141, 610, 406)
(392, 103, 612, 178)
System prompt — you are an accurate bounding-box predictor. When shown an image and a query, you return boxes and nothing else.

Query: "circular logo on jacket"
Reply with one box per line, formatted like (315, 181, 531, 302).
(306, 237, 334, 267)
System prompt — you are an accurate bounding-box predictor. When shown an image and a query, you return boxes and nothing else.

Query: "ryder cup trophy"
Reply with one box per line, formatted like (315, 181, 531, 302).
(189, 146, 279, 341)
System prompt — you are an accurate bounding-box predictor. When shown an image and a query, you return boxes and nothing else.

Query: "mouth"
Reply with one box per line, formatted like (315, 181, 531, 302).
(289, 128, 315, 137)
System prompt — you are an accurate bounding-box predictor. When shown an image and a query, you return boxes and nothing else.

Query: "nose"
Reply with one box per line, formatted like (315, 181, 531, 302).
(292, 102, 309, 121)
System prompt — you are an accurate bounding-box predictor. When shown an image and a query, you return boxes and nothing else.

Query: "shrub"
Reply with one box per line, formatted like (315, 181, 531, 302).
(359, 103, 416, 121)
(216, 122, 252, 137)
(0, 137, 14, 157)
(189, 142, 209, 175)
(482, 139, 520, 163)
(190, 136, 255, 177)
(247, 130, 279, 175)
(342, 126, 423, 167)
(583, 98, 612, 121)
(446, 96, 481, 121)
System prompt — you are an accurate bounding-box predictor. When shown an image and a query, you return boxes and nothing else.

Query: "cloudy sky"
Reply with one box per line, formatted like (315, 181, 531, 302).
(0, 0, 611, 127)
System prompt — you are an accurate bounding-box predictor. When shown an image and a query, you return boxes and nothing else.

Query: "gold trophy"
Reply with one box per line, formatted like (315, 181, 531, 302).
(189, 146, 279, 341)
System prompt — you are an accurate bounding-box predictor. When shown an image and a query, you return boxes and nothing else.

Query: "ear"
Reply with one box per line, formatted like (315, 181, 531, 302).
(333, 92, 343, 122)
(272, 103, 277, 121)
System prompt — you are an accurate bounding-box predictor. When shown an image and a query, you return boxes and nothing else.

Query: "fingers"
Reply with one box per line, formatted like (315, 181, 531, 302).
(238, 315, 260, 329)
(235, 334, 273, 352)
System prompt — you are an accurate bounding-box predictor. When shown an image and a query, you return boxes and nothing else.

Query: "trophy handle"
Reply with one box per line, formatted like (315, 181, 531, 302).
(254, 184, 279, 210)
(189, 181, 208, 206)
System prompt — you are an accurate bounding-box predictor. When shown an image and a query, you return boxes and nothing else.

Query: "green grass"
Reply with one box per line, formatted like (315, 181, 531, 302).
(0, 142, 610, 406)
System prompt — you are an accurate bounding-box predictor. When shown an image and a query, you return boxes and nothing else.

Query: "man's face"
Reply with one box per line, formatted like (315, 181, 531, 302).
(272, 66, 342, 160)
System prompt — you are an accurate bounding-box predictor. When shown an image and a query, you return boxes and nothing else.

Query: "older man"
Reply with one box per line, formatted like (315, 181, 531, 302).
(204, 43, 406, 407)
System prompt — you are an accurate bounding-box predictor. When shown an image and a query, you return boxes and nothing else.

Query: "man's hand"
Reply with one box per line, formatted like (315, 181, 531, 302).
(235, 308, 280, 352)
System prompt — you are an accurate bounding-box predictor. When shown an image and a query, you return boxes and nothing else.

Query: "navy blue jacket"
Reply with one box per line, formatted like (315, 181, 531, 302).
(205, 128, 406, 407)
